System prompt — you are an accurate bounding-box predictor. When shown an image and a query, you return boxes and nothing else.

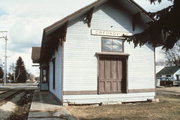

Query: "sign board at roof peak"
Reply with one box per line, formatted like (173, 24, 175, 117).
(91, 29, 133, 37)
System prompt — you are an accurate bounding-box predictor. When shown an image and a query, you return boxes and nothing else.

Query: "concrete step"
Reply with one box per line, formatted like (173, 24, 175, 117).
(28, 90, 76, 120)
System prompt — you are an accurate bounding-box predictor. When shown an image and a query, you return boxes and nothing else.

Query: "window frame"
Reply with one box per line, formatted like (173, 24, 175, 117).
(101, 37, 124, 53)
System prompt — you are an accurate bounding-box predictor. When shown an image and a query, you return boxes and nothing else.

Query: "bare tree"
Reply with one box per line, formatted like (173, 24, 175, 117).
(164, 40, 180, 66)
(27, 73, 35, 81)
(9, 63, 16, 81)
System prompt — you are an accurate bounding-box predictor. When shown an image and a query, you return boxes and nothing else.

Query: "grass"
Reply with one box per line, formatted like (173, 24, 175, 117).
(66, 89, 180, 120)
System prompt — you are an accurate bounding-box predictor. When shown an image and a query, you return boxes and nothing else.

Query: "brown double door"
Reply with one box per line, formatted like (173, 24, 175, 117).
(98, 55, 127, 94)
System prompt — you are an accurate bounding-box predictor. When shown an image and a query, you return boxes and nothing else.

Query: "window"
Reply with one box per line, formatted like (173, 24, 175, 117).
(166, 75, 171, 77)
(102, 37, 124, 52)
(176, 75, 179, 81)
(42, 69, 47, 83)
(52, 58, 56, 89)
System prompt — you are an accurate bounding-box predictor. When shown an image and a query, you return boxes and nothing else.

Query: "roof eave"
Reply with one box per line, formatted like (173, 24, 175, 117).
(40, 0, 155, 63)
(44, 0, 107, 36)
(128, 0, 154, 22)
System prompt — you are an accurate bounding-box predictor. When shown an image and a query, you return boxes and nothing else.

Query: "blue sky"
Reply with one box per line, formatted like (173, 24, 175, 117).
(0, 0, 172, 76)
(0, 9, 8, 16)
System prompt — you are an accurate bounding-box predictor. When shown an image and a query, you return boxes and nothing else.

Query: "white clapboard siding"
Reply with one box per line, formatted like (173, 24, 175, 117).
(125, 43, 155, 89)
(64, 3, 155, 92)
(173, 69, 180, 80)
(49, 46, 63, 101)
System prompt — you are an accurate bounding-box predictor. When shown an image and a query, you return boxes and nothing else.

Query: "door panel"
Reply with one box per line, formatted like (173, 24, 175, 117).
(106, 81, 111, 92)
(98, 56, 126, 94)
(111, 60, 117, 79)
(99, 60, 105, 80)
(99, 81, 105, 92)
(117, 60, 122, 80)
(112, 81, 118, 92)
(105, 60, 111, 79)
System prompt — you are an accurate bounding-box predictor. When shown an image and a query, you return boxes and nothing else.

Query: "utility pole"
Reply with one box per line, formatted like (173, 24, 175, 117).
(0, 31, 8, 85)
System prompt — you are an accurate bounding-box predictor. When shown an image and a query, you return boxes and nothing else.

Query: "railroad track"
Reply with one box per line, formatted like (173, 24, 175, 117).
(0, 90, 8, 94)
(0, 90, 23, 105)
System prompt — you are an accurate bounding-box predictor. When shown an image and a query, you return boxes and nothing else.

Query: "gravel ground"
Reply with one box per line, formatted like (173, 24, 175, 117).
(0, 92, 24, 120)
(8, 90, 34, 120)
(0, 91, 6, 94)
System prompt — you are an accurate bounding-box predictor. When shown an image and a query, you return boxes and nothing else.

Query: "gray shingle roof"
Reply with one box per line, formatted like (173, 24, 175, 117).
(32, 47, 41, 63)
(156, 66, 180, 77)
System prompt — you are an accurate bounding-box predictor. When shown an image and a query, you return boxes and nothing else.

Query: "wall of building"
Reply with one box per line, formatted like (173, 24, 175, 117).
(49, 46, 63, 101)
(173, 69, 180, 80)
(41, 2, 156, 104)
(64, 2, 155, 90)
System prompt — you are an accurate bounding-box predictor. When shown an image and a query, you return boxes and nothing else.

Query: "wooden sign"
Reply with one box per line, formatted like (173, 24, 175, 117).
(91, 29, 132, 37)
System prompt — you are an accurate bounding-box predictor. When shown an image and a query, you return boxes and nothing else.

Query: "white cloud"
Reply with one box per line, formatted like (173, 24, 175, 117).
(0, 0, 171, 76)
(0, 0, 95, 76)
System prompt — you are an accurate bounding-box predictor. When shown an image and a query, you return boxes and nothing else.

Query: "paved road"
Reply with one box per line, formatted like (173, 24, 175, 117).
(156, 87, 180, 96)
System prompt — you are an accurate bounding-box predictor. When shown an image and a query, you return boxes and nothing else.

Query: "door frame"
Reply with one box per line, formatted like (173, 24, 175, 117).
(96, 52, 129, 94)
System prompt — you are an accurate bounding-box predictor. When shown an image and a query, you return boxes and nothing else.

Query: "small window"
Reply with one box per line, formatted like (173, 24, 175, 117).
(166, 75, 171, 77)
(52, 58, 56, 89)
(102, 37, 124, 52)
(176, 75, 179, 81)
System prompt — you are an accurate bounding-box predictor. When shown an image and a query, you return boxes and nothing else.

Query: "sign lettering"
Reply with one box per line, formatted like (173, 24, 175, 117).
(91, 29, 132, 37)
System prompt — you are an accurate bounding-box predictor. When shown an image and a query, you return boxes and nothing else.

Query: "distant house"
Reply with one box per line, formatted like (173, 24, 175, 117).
(37, 0, 157, 105)
(156, 66, 180, 86)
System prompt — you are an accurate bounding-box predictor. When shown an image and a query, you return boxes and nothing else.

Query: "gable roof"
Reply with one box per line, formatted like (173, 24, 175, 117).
(32, 47, 41, 63)
(44, 0, 153, 35)
(156, 66, 180, 77)
(40, 0, 154, 64)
